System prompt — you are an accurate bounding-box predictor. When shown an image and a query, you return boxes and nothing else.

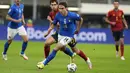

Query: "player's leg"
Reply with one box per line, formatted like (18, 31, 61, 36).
(112, 31, 120, 57)
(43, 36, 72, 65)
(68, 38, 88, 61)
(2, 27, 17, 60)
(71, 46, 92, 69)
(37, 35, 72, 69)
(44, 31, 58, 58)
(119, 30, 125, 60)
(37, 36, 56, 64)
(18, 26, 28, 60)
(44, 36, 55, 58)
(60, 47, 76, 63)
(37, 42, 64, 69)
(68, 38, 92, 69)
(44, 43, 64, 65)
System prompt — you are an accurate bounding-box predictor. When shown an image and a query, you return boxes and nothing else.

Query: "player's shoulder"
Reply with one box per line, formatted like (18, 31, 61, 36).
(108, 9, 114, 13)
(118, 9, 124, 12)
(68, 11, 79, 17)
(56, 12, 61, 16)
(54, 12, 60, 18)
(69, 11, 77, 15)
(49, 10, 55, 16)
(10, 4, 16, 9)
(20, 3, 24, 8)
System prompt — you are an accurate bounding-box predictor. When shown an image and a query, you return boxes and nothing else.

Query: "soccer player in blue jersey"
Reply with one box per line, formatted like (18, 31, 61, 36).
(2, 0, 28, 60)
(37, 2, 92, 69)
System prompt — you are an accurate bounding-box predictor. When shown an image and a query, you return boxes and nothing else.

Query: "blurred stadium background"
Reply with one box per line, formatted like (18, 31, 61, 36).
(0, 0, 130, 44)
(0, 0, 130, 73)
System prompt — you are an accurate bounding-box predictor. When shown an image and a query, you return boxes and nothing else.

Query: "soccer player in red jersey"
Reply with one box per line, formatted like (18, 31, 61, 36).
(105, 1, 128, 60)
(43, 0, 59, 59)
(42, 0, 92, 69)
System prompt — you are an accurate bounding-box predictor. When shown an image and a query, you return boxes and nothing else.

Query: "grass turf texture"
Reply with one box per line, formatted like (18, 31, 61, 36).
(0, 40, 130, 73)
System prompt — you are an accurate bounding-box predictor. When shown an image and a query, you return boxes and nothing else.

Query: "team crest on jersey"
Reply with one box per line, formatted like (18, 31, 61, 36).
(113, 14, 115, 16)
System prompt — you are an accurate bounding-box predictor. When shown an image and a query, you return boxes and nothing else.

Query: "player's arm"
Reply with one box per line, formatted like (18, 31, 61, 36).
(44, 15, 54, 37)
(44, 14, 58, 37)
(6, 8, 22, 23)
(73, 13, 83, 34)
(75, 17, 83, 34)
(44, 24, 55, 37)
(47, 16, 53, 24)
(22, 14, 26, 25)
(122, 12, 128, 29)
(104, 11, 116, 26)
(6, 15, 22, 23)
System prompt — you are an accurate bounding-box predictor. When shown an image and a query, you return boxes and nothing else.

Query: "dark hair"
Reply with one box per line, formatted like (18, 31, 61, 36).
(59, 2, 67, 8)
(113, 0, 119, 3)
(50, 0, 58, 4)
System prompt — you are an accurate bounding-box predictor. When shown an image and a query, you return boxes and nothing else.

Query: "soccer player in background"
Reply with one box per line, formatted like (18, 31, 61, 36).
(105, 1, 128, 60)
(2, 0, 28, 60)
(37, 2, 92, 69)
(42, 0, 92, 69)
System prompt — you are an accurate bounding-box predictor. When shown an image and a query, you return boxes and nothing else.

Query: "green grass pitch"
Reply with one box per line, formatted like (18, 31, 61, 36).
(0, 40, 130, 73)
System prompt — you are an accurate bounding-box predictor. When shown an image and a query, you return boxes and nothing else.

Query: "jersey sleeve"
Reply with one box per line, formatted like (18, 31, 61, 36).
(22, 4, 24, 12)
(52, 14, 58, 25)
(8, 6, 14, 16)
(72, 13, 81, 21)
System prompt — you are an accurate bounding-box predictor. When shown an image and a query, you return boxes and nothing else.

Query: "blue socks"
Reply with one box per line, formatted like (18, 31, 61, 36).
(63, 47, 73, 57)
(43, 48, 73, 66)
(3, 41, 10, 54)
(21, 41, 28, 54)
(43, 49, 57, 65)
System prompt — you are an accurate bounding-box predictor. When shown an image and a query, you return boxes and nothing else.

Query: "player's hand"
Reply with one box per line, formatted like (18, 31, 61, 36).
(125, 25, 128, 29)
(110, 22, 116, 26)
(23, 22, 26, 26)
(15, 19, 22, 23)
(44, 33, 49, 37)
(47, 16, 52, 21)
(74, 30, 79, 34)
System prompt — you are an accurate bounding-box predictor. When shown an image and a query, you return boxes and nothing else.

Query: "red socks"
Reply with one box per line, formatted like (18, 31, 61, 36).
(78, 50, 88, 61)
(44, 46, 50, 58)
(120, 44, 124, 56)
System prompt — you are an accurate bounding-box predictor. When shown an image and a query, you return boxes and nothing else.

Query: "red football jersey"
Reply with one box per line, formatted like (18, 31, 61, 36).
(106, 9, 124, 31)
(48, 9, 59, 29)
(48, 10, 59, 20)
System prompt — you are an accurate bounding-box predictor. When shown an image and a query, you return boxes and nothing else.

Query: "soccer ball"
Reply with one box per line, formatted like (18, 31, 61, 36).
(67, 63, 77, 73)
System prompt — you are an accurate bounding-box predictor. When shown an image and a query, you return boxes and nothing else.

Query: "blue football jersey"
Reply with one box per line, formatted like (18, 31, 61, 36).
(8, 3, 24, 29)
(52, 11, 81, 37)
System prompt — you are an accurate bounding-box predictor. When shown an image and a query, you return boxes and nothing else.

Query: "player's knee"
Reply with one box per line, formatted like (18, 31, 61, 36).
(23, 36, 28, 42)
(8, 40, 12, 44)
(60, 47, 66, 51)
(120, 40, 124, 44)
(44, 41, 50, 46)
(24, 39, 28, 42)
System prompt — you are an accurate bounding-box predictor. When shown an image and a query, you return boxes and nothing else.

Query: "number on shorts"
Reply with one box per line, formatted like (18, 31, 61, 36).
(64, 38, 69, 42)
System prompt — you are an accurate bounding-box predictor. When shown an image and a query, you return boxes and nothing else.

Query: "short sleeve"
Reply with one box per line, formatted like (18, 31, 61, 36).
(8, 7, 14, 16)
(106, 11, 111, 18)
(72, 13, 81, 21)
